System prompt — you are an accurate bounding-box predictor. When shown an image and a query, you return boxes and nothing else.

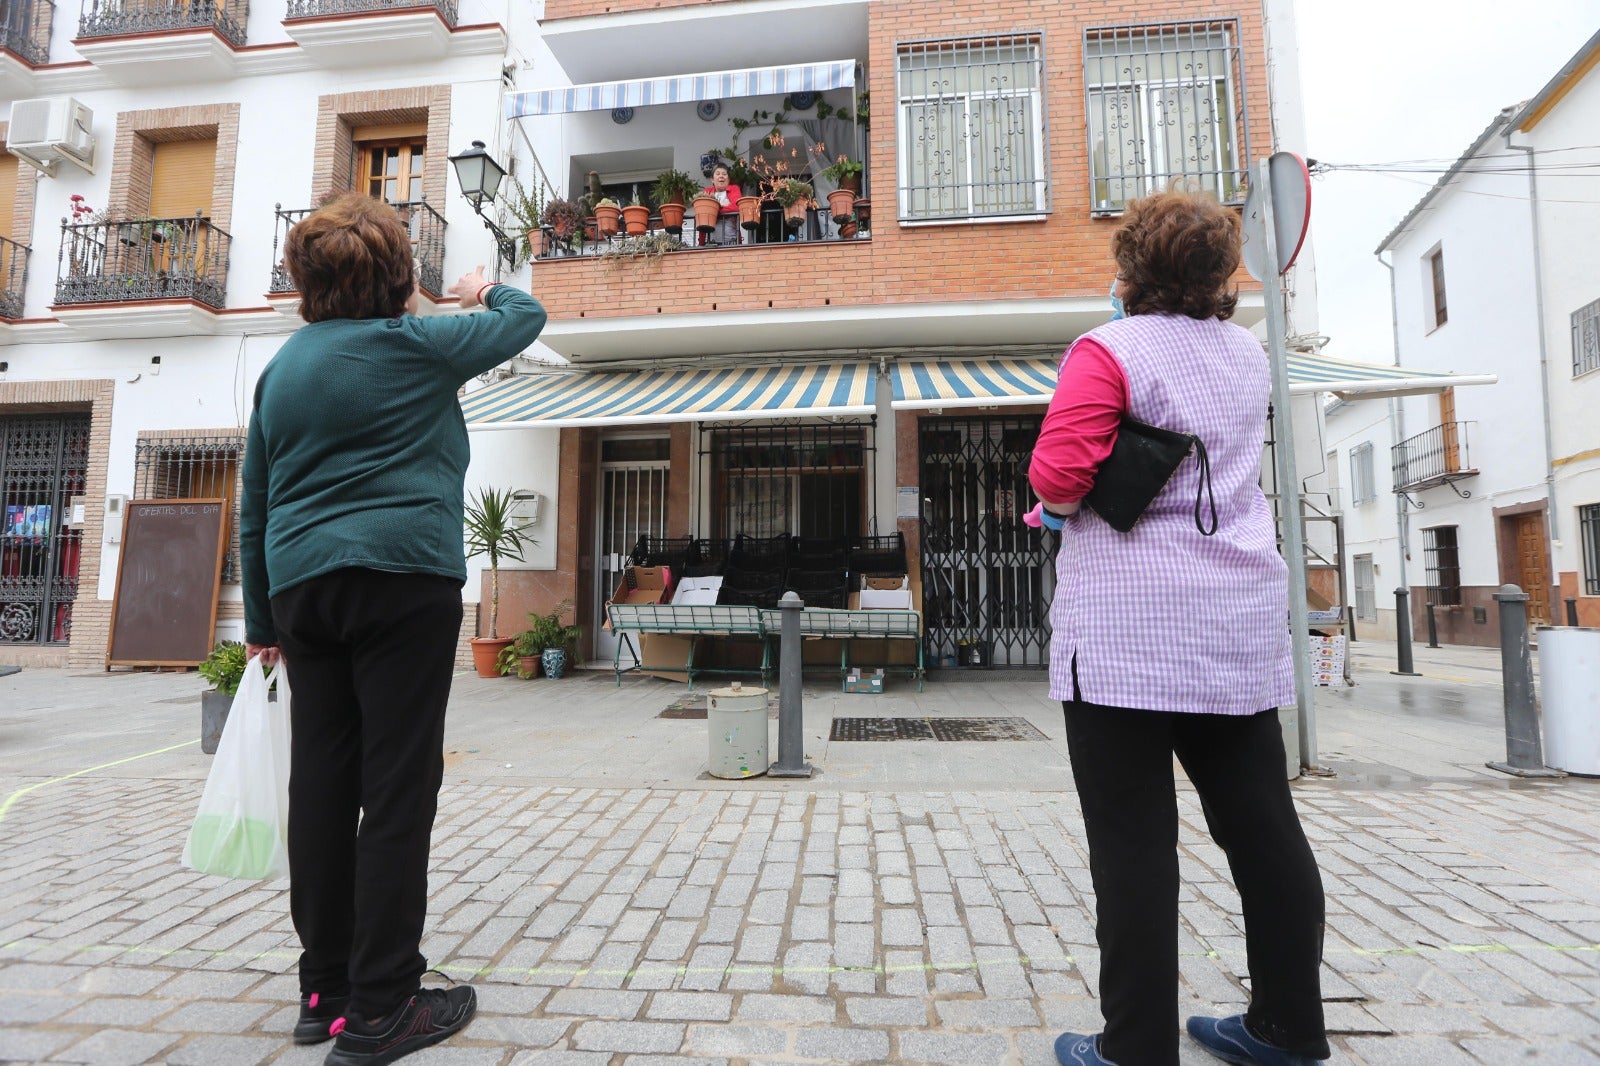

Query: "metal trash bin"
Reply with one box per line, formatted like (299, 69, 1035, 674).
(707, 683, 769, 779)
(1537, 626, 1600, 775)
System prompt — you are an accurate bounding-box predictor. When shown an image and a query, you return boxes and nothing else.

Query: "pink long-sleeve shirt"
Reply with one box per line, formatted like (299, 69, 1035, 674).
(1028, 337, 1130, 505)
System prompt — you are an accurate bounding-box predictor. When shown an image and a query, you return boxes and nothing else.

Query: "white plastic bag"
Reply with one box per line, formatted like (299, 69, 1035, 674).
(182, 656, 292, 880)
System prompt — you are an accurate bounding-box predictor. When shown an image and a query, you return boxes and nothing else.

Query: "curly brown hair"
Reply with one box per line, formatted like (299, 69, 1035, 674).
(283, 193, 415, 323)
(1112, 192, 1240, 321)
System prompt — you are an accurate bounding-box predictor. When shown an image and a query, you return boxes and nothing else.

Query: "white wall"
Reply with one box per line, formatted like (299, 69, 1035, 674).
(1323, 397, 1403, 639)
(1385, 128, 1546, 591)
(462, 426, 563, 594)
(1522, 70, 1600, 583)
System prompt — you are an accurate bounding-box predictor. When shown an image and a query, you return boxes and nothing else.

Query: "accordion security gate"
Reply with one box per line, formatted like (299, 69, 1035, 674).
(919, 416, 1053, 668)
(0, 414, 90, 645)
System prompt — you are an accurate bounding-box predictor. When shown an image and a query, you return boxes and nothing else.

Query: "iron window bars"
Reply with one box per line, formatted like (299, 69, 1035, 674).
(1581, 503, 1600, 596)
(270, 200, 446, 298)
(0, 0, 52, 65)
(134, 435, 245, 584)
(78, 0, 248, 46)
(0, 413, 89, 645)
(55, 213, 233, 310)
(1083, 19, 1250, 214)
(895, 33, 1048, 222)
(285, 0, 457, 26)
(1421, 525, 1462, 608)
(702, 422, 874, 541)
(0, 237, 29, 320)
(1573, 296, 1600, 377)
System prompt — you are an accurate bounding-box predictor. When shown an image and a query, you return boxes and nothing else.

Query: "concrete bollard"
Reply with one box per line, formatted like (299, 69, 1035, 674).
(1392, 588, 1419, 676)
(1486, 584, 1561, 778)
(768, 591, 813, 778)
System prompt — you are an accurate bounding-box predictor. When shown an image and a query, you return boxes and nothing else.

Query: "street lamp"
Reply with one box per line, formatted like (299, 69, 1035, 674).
(448, 139, 518, 271)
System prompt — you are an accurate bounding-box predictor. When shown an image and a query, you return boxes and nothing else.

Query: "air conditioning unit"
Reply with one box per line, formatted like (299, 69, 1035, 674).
(6, 98, 96, 176)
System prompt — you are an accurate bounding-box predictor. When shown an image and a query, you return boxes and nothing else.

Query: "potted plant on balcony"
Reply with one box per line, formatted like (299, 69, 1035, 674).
(651, 169, 697, 234)
(539, 196, 584, 247)
(692, 191, 722, 234)
(504, 176, 548, 262)
(593, 197, 622, 238)
(464, 486, 535, 678)
(821, 156, 865, 195)
(621, 194, 650, 237)
(773, 179, 813, 232)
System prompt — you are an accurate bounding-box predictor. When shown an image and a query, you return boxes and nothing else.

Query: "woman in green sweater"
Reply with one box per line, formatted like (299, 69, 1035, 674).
(241, 193, 547, 1065)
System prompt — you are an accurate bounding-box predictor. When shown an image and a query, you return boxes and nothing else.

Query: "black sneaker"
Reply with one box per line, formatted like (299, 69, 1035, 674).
(294, 991, 349, 1045)
(322, 985, 477, 1066)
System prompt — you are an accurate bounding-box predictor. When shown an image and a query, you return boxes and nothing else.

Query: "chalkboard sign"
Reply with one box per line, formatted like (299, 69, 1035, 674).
(107, 498, 228, 668)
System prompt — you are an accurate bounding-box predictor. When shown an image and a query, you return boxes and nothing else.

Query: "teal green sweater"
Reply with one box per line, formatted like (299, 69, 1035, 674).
(242, 286, 548, 644)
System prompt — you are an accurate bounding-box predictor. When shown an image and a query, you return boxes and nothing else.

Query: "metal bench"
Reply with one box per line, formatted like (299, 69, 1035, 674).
(760, 607, 924, 692)
(605, 603, 769, 690)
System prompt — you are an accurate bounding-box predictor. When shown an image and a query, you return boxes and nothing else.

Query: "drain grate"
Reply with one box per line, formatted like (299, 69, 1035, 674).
(830, 716, 1048, 742)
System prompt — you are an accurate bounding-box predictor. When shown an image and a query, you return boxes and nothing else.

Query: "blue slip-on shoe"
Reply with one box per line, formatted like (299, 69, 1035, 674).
(1186, 1015, 1319, 1066)
(1054, 1032, 1119, 1065)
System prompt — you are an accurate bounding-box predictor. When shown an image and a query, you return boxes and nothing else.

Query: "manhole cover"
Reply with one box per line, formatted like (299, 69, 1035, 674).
(929, 717, 1049, 741)
(829, 717, 1047, 741)
(830, 718, 935, 741)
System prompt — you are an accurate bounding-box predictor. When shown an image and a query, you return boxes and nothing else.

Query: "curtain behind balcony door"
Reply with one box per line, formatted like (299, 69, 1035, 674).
(796, 116, 855, 202)
(149, 139, 217, 276)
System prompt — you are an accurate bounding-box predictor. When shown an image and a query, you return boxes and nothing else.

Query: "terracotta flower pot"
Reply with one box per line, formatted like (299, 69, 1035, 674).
(594, 204, 621, 237)
(692, 195, 722, 233)
(517, 655, 542, 679)
(827, 188, 857, 224)
(659, 202, 686, 233)
(839, 174, 862, 195)
(621, 204, 649, 236)
(839, 219, 859, 239)
(737, 195, 762, 230)
(782, 199, 808, 229)
(471, 637, 514, 678)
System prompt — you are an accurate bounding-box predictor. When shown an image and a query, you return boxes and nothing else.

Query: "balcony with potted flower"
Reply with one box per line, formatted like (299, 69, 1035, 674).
(283, 0, 502, 67)
(50, 195, 235, 338)
(73, 0, 248, 82)
(0, 0, 52, 97)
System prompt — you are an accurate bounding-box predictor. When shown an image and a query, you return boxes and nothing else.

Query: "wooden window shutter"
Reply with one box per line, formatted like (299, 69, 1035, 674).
(150, 139, 218, 219)
(0, 154, 18, 242)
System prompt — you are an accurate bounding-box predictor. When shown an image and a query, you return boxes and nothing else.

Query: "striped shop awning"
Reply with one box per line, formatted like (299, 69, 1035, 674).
(462, 362, 876, 429)
(889, 353, 1491, 409)
(506, 60, 857, 119)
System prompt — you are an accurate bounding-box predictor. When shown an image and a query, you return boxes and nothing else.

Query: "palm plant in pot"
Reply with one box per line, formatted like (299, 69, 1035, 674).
(464, 486, 535, 677)
(527, 600, 583, 679)
(651, 169, 698, 234)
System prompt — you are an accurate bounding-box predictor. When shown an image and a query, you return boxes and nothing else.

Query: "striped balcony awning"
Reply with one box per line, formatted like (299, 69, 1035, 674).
(462, 362, 876, 429)
(506, 59, 857, 119)
(889, 353, 1493, 409)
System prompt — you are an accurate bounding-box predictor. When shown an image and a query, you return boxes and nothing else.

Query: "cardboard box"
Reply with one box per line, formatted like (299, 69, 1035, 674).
(672, 576, 721, 607)
(856, 587, 914, 610)
(603, 566, 673, 629)
(864, 574, 909, 591)
(637, 632, 692, 682)
(844, 669, 885, 694)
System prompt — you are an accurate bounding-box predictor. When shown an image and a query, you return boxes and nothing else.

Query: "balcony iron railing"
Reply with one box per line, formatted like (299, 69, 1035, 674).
(55, 213, 232, 309)
(536, 205, 869, 261)
(78, 0, 248, 46)
(1, 0, 53, 64)
(1392, 421, 1477, 494)
(0, 237, 30, 319)
(269, 199, 447, 299)
(284, 0, 457, 25)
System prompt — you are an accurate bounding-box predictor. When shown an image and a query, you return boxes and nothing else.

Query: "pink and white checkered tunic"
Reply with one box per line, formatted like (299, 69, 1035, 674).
(1046, 313, 1294, 714)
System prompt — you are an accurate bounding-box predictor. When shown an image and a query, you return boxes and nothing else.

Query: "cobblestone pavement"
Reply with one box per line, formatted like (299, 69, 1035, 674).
(2, 659, 1599, 1064)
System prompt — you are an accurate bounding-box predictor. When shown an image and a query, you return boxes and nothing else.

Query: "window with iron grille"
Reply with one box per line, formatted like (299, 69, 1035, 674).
(1353, 554, 1377, 623)
(896, 34, 1048, 222)
(1582, 504, 1600, 596)
(1422, 525, 1461, 607)
(1350, 443, 1376, 505)
(1573, 297, 1600, 377)
(703, 422, 872, 540)
(1083, 20, 1249, 213)
(134, 435, 244, 583)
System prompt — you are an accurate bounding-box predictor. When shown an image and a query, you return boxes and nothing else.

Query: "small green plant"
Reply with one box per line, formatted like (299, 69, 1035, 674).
(595, 197, 620, 210)
(198, 641, 250, 697)
(820, 157, 864, 185)
(464, 487, 535, 639)
(651, 169, 698, 206)
(527, 600, 582, 656)
(773, 179, 814, 208)
(496, 630, 544, 678)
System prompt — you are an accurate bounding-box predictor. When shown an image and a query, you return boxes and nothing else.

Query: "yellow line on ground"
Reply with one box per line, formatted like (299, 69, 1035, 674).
(0, 739, 199, 829)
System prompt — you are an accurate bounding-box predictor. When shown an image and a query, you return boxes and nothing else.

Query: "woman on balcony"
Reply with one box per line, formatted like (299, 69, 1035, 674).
(240, 193, 547, 1065)
(1028, 192, 1328, 1066)
(704, 163, 743, 246)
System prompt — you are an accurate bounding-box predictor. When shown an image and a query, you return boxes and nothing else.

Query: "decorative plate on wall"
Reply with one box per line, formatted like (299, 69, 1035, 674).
(611, 107, 634, 125)
(788, 91, 819, 111)
(697, 99, 722, 121)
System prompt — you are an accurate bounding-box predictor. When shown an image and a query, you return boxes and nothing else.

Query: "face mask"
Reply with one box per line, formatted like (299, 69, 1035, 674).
(1109, 278, 1126, 321)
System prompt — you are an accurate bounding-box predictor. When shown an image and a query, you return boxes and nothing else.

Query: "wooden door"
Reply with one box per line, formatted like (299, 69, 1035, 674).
(1513, 513, 1551, 624)
(1439, 387, 1460, 473)
(149, 139, 217, 275)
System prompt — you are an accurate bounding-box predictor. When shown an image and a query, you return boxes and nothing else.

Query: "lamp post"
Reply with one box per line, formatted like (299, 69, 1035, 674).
(448, 139, 519, 273)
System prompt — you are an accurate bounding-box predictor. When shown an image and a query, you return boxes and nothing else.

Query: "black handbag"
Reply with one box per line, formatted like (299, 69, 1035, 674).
(1082, 417, 1218, 535)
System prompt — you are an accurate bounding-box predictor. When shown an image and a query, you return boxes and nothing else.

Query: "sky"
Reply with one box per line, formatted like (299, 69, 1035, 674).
(1293, 0, 1600, 362)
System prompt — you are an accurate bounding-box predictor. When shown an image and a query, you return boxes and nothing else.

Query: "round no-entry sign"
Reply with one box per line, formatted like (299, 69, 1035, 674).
(1241, 151, 1311, 281)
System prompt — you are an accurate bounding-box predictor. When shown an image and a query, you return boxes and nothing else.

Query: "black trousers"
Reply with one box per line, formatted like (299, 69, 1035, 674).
(271, 568, 463, 1020)
(1062, 698, 1329, 1065)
